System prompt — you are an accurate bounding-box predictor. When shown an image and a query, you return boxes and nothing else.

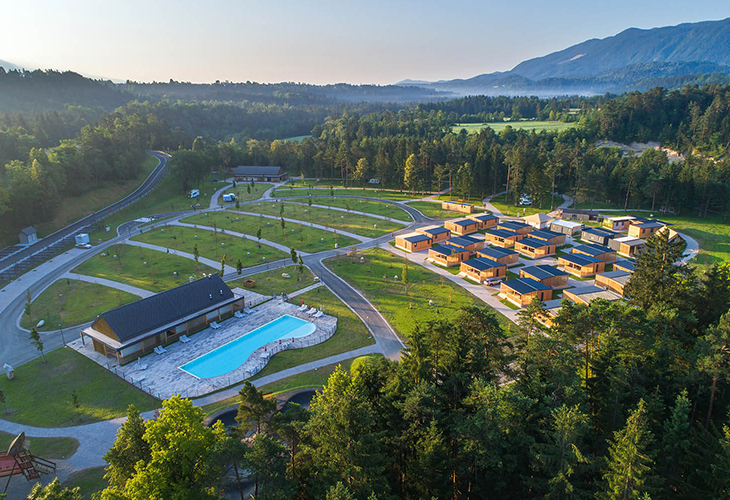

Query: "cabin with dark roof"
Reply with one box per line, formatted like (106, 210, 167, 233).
(18, 226, 37, 245)
(395, 232, 432, 252)
(229, 166, 287, 182)
(466, 213, 499, 230)
(558, 253, 606, 277)
(514, 237, 557, 258)
(608, 236, 645, 258)
(81, 275, 244, 364)
(572, 243, 617, 263)
(563, 285, 622, 305)
(528, 229, 566, 246)
(580, 227, 618, 246)
(614, 260, 636, 273)
(519, 265, 569, 288)
(460, 257, 507, 283)
(557, 208, 601, 222)
(441, 201, 475, 214)
(416, 225, 451, 244)
(550, 219, 583, 236)
(484, 229, 524, 248)
(497, 220, 532, 235)
(445, 235, 484, 254)
(477, 246, 520, 266)
(428, 243, 470, 267)
(444, 218, 480, 236)
(500, 278, 553, 307)
(628, 220, 667, 239)
(595, 270, 632, 296)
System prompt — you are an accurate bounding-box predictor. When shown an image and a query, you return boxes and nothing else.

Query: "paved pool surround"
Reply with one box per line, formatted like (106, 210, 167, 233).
(70, 290, 337, 399)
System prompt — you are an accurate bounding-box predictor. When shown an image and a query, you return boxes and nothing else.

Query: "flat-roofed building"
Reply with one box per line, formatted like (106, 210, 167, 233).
(608, 236, 646, 258)
(550, 219, 584, 236)
(466, 213, 499, 230)
(500, 278, 553, 307)
(521, 212, 554, 230)
(446, 235, 484, 254)
(519, 265, 569, 288)
(477, 246, 520, 266)
(460, 257, 507, 283)
(416, 225, 451, 244)
(581, 227, 619, 246)
(595, 270, 632, 296)
(614, 260, 636, 274)
(229, 165, 287, 182)
(428, 243, 470, 267)
(484, 229, 524, 248)
(603, 215, 637, 232)
(529, 229, 567, 246)
(81, 275, 244, 364)
(441, 201, 475, 213)
(539, 299, 564, 328)
(395, 232, 432, 252)
(628, 220, 667, 239)
(572, 243, 617, 263)
(558, 253, 606, 277)
(497, 220, 533, 235)
(515, 237, 557, 258)
(445, 218, 480, 236)
(563, 285, 622, 305)
(557, 208, 601, 222)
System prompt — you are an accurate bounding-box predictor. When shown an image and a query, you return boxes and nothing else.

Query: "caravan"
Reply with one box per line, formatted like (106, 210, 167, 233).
(222, 193, 237, 202)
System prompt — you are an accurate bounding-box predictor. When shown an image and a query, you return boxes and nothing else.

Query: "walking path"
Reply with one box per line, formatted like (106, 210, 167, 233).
(281, 200, 411, 224)
(483, 191, 507, 216)
(65, 272, 155, 298)
(123, 240, 238, 275)
(172, 220, 302, 255)
(289, 282, 323, 298)
(229, 210, 371, 243)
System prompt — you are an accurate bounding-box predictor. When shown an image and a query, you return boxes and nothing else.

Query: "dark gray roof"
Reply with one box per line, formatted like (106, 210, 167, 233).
(231, 166, 285, 176)
(518, 237, 553, 249)
(463, 257, 503, 271)
(421, 226, 450, 235)
(20, 227, 36, 236)
(503, 278, 551, 294)
(582, 227, 616, 237)
(452, 218, 478, 227)
(598, 270, 631, 280)
(521, 265, 568, 280)
(561, 208, 600, 215)
(573, 244, 614, 256)
(559, 253, 603, 266)
(97, 275, 234, 343)
(430, 243, 468, 256)
(448, 236, 481, 247)
(530, 229, 562, 240)
(614, 260, 636, 272)
(468, 213, 498, 222)
(478, 247, 518, 259)
(403, 233, 431, 244)
(499, 221, 531, 231)
(487, 229, 521, 239)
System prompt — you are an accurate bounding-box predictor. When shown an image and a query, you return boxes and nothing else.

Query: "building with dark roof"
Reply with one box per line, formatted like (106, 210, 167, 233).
(395, 232, 432, 252)
(460, 257, 506, 283)
(428, 243, 470, 267)
(416, 225, 451, 244)
(500, 278, 553, 307)
(441, 201, 475, 214)
(497, 220, 532, 235)
(558, 253, 606, 277)
(484, 229, 524, 248)
(519, 265, 569, 288)
(572, 243, 617, 262)
(614, 260, 636, 273)
(81, 275, 244, 364)
(446, 235, 484, 254)
(595, 270, 632, 296)
(557, 208, 601, 222)
(563, 285, 622, 305)
(18, 226, 37, 245)
(550, 219, 584, 236)
(581, 227, 619, 246)
(229, 166, 287, 182)
(608, 236, 646, 258)
(477, 246, 520, 266)
(529, 229, 566, 246)
(628, 220, 667, 239)
(514, 237, 557, 258)
(466, 213, 499, 229)
(445, 218, 480, 236)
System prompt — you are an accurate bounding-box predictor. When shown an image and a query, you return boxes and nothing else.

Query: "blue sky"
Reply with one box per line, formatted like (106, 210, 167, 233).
(3, 0, 730, 84)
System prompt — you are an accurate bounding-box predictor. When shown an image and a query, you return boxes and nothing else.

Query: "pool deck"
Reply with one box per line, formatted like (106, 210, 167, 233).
(68, 290, 337, 399)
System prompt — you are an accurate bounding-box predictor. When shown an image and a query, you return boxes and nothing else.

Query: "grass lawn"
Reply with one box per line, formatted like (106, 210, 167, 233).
(240, 202, 404, 238)
(0, 347, 159, 427)
(182, 211, 358, 253)
(249, 287, 375, 379)
(501, 299, 520, 310)
(200, 355, 378, 416)
(62, 467, 108, 500)
(452, 121, 576, 134)
(132, 225, 288, 268)
(325, 248, 491, 337)
(216, 182, 271, 206)
(74, 244, 216, 293)
(272, 187, 419, 201)
(488, 194, 553, 217)
(405, 200, 483, 219)
(20, 280, 139, 332)
(0, 431, 78, 459)
(303, 197, 411, 221)
(226, 265, 316, 296)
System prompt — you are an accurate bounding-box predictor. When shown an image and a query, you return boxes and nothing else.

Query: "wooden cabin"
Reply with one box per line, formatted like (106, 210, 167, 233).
(529, 229, 567, 246)
(595, 270, 632, 296)
(550, 219, 583, 236)
(519, 265, 569, 289)
(613, 260, 636, 274)
(608, 236, 645, 258)
(466, 213, 499, 230)
(514, 237, 557, 258)
(416, 225, 451, 244)
(563, 285, 622, 305)
(558, 253, 606, 277)
(572, 243, 617, 263)
(497, 220, 533, 235)
(460, 258, 507, 283)
(395, 232, 432, 252)
(581, 227, 618, 246)
(445, 235, 484, 254)
(484, 229, 524, 248)
(445, 218, 480, 236)
(441, 201, 475, 214)
(428, 244, 470, 267)
(500, 278, 553, 308)
(476, 247, 520, 266)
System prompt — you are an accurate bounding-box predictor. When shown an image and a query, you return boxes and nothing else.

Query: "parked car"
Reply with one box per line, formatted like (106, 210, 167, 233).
(484, 277, 502, 287)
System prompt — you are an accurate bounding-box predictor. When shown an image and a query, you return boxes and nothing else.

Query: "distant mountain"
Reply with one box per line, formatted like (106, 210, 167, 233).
(0, 59, 25, 72)
(399, 18, 730, 96)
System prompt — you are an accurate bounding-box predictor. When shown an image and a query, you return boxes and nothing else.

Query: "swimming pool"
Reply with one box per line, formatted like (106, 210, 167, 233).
(179, 315, 316, 379)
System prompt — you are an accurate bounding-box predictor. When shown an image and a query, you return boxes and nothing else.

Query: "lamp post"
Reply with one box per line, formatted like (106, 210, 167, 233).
(59, 323, 66, 346)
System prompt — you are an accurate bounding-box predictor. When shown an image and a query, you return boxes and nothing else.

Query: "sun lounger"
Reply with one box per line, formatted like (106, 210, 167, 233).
(306, 308, 317, 315)
(180, 334, 190, 343)
(298, 304, 308, 312)
(136, 358, 148, 370)
(154, 346, 165, 355)
(313, 310, 323, 318)
(244, 307, 253, 314)
(210, 321, 220, 329)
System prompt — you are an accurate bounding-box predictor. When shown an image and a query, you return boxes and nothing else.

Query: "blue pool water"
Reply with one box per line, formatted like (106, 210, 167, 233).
(179, 315, 316, 379)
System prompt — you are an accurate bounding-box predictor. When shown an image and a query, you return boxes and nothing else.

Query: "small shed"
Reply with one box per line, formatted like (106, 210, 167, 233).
(477, 247, 520, 266)
(521, 213, 554, 230)
(514, 237, 557, 258)
(460, 258, 507, 283)
(500, 278, 553, 308)
(484, 229, 524, 248)
(18, 227, 38, 245)
(550, 219, 583, 236)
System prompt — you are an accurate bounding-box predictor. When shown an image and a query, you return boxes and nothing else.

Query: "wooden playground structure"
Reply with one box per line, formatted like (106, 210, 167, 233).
(0, 432, 56, 493)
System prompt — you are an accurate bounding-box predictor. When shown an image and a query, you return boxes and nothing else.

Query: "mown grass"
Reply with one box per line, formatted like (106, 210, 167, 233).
(216, 182, 271, 206)
(241, 201, 404, 238)
(132, 224, 288, 268)
(272, 187, 419, 200)
(182, 211, 358, 253)
(488, 194, 553, 217)
(0, 431, 78, 459)
(298, 197, 411, 221)
(249, 287, 375, 379)
(325, 248, 488, 337)
(0, 347, 159, 427)
(62, 467, 108, 500)
(74, 244, 216, 292)
(20, 279, 139, 331)
(226, 265, 317, 296)
(405, 200, 483, 219)
(452, 121, 576, 134)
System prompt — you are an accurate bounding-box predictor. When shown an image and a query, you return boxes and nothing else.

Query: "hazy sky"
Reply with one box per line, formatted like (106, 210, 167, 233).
(3, 0, 730, 84)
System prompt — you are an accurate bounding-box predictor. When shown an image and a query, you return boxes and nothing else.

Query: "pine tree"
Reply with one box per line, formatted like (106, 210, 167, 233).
(193, 243, 199, 262)
(658, 390, 692, 496)
(103, 405, 151, 490)
(220, 254, 226, 275)
(236, 258, 243, 275)
(290, 247, 297, 265)
(698, 312, 730, 428)
(236, 381, 276, 436)
(599, 400, 657, 500)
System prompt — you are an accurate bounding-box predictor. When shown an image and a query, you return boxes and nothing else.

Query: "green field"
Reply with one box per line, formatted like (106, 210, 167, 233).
(182, 211, 358, 253)
(0, 347, 159, 427)
(488, 194, 553, 217)
(74, 244, 216, 292)
(303, 197, 411, 221)
(240, 201, 404, 238)
(273, 186, 420, 200)
(250, 287, 375, 379)
(132, 224, 288, 268)
(216, 182, 271, 206)
(325, 248, 496, 337)
(21, 279, 139, 331)
(406, 200, 486, 219)
(0, 431, 78, 459)
(63, 467, 108, 500)
(226, 264, 317, 296)
(282, 134, 313, 142)
(452, 121, 576, 134)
